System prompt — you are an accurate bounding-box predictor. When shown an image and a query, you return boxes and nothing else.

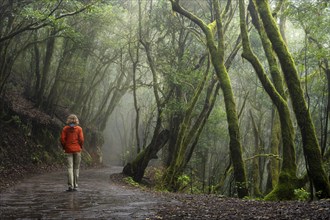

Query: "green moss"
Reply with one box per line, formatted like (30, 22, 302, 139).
(169, 0, 248, 198)
(255, 0, 330, 199)
(265, 169, 301, 201)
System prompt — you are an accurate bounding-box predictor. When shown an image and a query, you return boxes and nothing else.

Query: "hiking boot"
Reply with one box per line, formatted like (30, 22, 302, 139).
(66, 187, 73, 192)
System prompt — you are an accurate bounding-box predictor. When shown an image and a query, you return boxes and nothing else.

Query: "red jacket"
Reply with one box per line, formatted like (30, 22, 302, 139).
(61, 125, 84, 153)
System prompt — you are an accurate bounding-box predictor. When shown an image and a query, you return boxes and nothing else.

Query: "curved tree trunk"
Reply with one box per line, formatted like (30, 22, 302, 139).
(239, 0, 300, 200)
(163, 58, 211, 191)
(255, 0, 330, 199)
(169, 0, 249, 198)
(123, 129, 169, 182)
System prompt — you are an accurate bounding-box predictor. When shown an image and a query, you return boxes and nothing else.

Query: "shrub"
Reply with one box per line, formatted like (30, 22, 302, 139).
(294, 188, 310, 201)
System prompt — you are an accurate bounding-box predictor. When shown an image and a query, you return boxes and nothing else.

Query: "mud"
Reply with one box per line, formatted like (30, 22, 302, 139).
(0, 166, 170, 219)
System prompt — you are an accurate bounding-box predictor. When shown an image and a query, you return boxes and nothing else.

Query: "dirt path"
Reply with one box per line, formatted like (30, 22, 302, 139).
(0, 166, 169, 219)
(1, 166, 329, 219)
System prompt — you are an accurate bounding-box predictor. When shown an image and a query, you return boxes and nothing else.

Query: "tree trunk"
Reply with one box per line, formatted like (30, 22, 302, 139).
(163, 57, 211, 191)
(266, 109, 281, 193)
(0, 48, 14, 95)
(255, 0, 330, 199)
(169, 0, 249, 198)
(36, 28, 57, 107)
(0, 1, 14, 94)
(166, 96, 184, 167)
(123, 129, 169, 182)
(324, 68, 330, 156)
(166, 26, 190, 167)
(46, 39, 74, 115)
(240, 0, 299, 200)
(308, 37, 330, 157)
(32, 31, 41, 99)
(249, 110, 262, 197)
(98, 70, 132, 131)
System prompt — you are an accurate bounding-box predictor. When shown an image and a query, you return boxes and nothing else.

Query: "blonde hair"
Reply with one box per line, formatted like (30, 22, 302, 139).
(66, 114, 79, 125)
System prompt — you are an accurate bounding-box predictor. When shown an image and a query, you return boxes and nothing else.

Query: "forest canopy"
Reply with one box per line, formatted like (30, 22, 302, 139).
(0, 0, 329, 200)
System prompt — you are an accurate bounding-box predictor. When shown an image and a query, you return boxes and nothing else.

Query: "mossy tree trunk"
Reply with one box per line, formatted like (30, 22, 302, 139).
(123, 0, 171, 182)
(123, 129, 169, 182)
(166, 105, 183, 167)
(249, 110, 262, 197)
(325, 67, 330, 156)
(169, 0, 248, 198)
(308, 37, 330, 157)
(239, 0, 301, 200)
(255, 0, 330, 199)
(266, 109, 281, 194)
(165, 24, 192, 167)
(163, 57, 212, 191)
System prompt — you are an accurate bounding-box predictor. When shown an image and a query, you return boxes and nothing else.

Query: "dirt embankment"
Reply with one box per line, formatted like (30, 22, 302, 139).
(0, 92, 64, 191)
(0, 91, 100, 192)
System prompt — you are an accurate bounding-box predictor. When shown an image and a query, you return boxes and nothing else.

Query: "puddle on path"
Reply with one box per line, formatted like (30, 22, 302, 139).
(0, 166, 170, 219)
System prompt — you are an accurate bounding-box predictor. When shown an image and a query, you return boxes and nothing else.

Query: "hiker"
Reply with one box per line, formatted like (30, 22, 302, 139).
(60, 114, 84, 192)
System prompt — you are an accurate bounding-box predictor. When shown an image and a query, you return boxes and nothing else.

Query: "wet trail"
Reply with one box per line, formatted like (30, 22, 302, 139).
(0, 166, 165, 219)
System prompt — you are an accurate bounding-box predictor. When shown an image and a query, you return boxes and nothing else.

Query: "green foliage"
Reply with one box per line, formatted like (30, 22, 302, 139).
(81, 150, 93, 166)
(21, 7, 47, 20)
(242, 196, 263, 201)
(177, 174, 190, 191)
(264, 170, 300, 201)
(12, 115, 22, 125)
(294, 188, 310, 201)
(31, 145, 54, 164)
(144, 167, 169, 192)
(54, 150, 67, 165)
(315, 190, 325, 199)
(124, 177, 140, 187)
(12, 115, 31, 137)
(235, 181, 249, 194)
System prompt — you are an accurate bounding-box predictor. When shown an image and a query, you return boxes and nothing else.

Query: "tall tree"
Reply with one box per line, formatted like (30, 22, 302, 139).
(288, 1, 330, 159)
(255, 0, 330, 199)
(123, 0, 170, 181)
(239, 0, 300, 200)
(168, 0, 248, 198)
(0, 0, 95, 94)
(36, 27, 57, 107)
(46, 38, 75, 115)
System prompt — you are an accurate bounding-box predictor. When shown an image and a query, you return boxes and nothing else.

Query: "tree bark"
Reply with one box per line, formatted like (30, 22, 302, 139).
(36, 28, 57, 107)
(169, 0, 248, 198)
(240, 0, 299, 200)
(266, 109, 281, 193)
(163, 57, 211, 191)
(249, 110, 262, 197)
(308, 37, 330, 157)
(46, 39, 74, 115)
(255, 0, 330, 199)
(123, 129, 169, 182)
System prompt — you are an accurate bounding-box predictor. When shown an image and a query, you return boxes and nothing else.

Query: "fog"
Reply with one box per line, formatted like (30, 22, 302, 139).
(102, 93, 135, 166)
(101, 84, 157, 166)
